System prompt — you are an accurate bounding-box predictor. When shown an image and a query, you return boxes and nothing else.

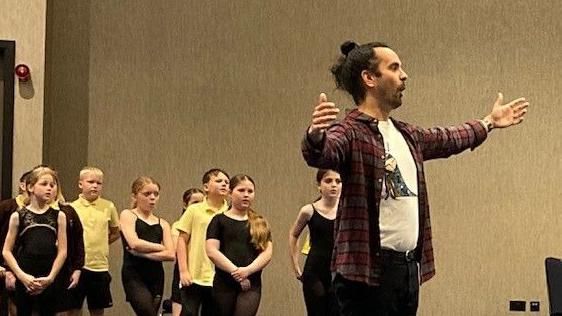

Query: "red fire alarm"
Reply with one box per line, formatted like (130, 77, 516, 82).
(15, 64, 31, 82)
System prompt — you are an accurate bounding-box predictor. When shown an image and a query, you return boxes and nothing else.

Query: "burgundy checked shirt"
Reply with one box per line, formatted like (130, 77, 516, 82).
(302, 109, 488, 286)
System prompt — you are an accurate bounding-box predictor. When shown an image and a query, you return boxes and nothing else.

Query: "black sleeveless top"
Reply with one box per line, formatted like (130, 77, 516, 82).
(121, 214, 164, 272)
(302, 204, 334, 277)
(16, 207, 59, 277)
(17, 207, 59, 259)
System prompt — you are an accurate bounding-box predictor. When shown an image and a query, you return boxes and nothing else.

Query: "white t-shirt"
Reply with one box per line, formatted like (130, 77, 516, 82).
(378, 119, 419, 252)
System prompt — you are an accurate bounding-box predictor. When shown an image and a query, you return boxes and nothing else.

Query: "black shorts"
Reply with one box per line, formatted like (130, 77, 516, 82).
(65, 270, 113, 311)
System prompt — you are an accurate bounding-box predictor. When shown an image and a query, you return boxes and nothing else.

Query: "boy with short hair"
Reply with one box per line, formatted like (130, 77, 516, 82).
(68, 167, 120, 316)
(176, 168, 230, 316)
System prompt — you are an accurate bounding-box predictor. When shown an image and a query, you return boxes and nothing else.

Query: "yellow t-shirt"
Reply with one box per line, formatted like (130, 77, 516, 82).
(175, 198, 228, 287)
(301, 233, 311, 255)
(71, 195, 119, 271)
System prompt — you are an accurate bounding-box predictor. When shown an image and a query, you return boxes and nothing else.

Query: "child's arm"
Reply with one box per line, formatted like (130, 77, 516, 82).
(108, 226, 120, 244)
(108, 204, 120, 244)
(120, 209, 165, 253)
(206, 238, 238, 274)
(129, 220, 175, 261)
(2, 212, 39, 292)
(232, 241, 273, 282)
(288, 205, 313, 280)
(65, 205, 84, 289)
(176, 231, 192, 286)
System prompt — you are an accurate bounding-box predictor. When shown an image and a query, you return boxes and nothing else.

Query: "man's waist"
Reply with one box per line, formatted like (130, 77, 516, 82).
(380, 248, 416, 264)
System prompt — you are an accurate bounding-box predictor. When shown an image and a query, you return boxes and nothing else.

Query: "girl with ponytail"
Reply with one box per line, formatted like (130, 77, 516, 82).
(205, 175, 272, 316)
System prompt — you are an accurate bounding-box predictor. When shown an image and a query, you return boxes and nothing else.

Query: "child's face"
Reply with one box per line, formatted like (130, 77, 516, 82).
(318, 170, 342, 199)
(186, 192, 204, 207)
(230, 180, 255, 211)
(204, 173, 229, 198)
(134, 183, 160, 212)
(79, 173, 103, 202)
(29, 174, 56, 204)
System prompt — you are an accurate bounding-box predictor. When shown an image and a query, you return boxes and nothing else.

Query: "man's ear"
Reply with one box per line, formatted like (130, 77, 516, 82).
(361, 70, 377, 88)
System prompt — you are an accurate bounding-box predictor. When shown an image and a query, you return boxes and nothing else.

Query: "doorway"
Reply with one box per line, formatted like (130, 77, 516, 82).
(0, 40, 15, 200)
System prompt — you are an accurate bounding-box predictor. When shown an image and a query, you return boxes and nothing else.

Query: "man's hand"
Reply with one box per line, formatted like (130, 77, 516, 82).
(308, 93, 340, 143)
(485, 92, 529, 129)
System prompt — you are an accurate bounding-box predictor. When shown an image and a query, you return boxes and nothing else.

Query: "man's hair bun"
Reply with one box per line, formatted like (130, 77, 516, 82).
(340, 41, 359, 56)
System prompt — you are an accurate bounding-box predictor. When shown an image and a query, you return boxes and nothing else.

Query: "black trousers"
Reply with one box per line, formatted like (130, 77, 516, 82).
(333, 255, 419, 316)
(180, 284, 213, 316)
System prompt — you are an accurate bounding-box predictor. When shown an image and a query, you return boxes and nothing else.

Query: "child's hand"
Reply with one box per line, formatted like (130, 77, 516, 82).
(239, 279, 251, 291)
(231, 267, 250, 282)
(179, 271, 193, 287)
(34, 276, 54, 290)
(20, 273, 39, 292)
(5, 271, 16, 290)
(68, 270, 81, 289)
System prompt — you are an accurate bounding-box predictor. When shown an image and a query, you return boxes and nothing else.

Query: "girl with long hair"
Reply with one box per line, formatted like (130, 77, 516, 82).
(205, 175, 272, 316)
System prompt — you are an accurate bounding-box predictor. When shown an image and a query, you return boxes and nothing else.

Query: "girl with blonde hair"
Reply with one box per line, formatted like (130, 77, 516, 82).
(119, 176, 175, 315)
(2, 166, 68, 316)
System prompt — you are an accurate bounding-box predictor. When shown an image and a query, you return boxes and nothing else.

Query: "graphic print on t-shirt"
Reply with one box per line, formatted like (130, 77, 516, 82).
(384, 153, 417, 199)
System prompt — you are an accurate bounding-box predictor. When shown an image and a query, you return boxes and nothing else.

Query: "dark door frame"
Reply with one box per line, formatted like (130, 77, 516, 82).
(0, 40, 15, 199)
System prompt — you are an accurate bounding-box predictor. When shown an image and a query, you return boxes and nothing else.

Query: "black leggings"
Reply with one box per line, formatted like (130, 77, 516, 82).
(213, 277, 261, 316)
(302, 273, 338, 316)
(122, 267, 163, 316)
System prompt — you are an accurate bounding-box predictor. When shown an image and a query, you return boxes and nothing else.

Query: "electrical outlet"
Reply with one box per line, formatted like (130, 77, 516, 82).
(530, 301, 540, 312)
(509, 300, 526, 312)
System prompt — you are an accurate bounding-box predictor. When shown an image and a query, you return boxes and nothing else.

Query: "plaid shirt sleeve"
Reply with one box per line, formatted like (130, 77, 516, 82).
(408, 120, 488, 160)
(301, 123, 351, 170)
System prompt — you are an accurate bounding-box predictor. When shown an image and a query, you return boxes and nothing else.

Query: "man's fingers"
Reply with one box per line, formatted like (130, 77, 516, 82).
(512, 101, 529, 111)
(507, 97, 527, 108)
(314, 102, 338, 112)
(318, 93, 328, 105)
(313, 114, 338, 123)
(493, 92, 504, 108)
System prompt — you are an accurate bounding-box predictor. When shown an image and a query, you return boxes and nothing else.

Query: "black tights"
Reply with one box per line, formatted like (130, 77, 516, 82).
(123, 277, 162, 316)
(213, 279, 261, 316)
(302, 274, 338, 316)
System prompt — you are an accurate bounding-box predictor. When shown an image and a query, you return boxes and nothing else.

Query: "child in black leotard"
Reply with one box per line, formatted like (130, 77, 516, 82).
(120, 176, 175, 316)
(2, 166, 68, 316)
(206, 174, 272, 316)
(289, 169, 341, 316)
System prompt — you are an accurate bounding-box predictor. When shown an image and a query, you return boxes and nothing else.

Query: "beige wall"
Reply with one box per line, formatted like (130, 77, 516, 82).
(0, 0, 46, 195)
(43, 0, 90, 197)
(42, 0, 562, 315)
